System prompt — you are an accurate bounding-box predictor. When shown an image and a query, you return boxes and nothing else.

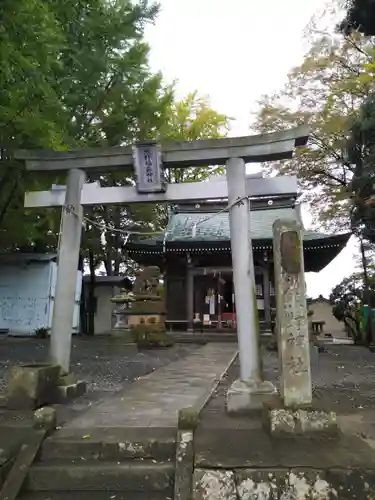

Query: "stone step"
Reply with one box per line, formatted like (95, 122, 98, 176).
(20, 492, 172, 500)
(40, 428, 176, 462)
(27, 462, 174, 492)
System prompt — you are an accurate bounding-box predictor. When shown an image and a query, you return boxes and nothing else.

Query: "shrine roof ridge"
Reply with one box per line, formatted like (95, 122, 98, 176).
(166, 207, 300, 242)
(127, 206, 351, 245)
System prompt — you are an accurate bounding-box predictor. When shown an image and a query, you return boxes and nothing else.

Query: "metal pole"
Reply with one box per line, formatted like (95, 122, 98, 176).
(226, 157, 260, 382)
(50, 169, 86, 372)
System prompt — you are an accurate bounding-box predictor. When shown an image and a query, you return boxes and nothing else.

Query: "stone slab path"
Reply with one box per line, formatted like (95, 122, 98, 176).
(61, 343, 237, 429)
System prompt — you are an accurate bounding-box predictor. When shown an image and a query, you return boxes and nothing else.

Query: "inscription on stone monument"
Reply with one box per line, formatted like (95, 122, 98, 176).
(280, 230, 301, 275)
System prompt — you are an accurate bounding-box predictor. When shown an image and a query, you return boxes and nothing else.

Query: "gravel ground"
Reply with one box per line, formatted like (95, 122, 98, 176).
(0, 337, 199, 395)
(199, 345, 375, 436)
(262, 344, 375, 413)
(2, 340, 375, 418)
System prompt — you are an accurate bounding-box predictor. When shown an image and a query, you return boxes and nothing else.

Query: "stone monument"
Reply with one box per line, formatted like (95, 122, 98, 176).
(265, 219, 338, 437)
(128, 266, 173, 348)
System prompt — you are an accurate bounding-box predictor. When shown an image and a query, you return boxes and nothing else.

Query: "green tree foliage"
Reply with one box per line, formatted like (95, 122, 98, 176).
(340, 0, 375, 36)
(161, 91, 231, 183)
(49, 0, 169, 147)
(0, 0, 67, 250)
(349, 95, 375, 241)
(336, 0, 375, 243)
(330, 270, 375, 342)
(0, 0, 171, 254)
(1, 1, 230, 278)
(0, 0, 66, 149)
(253, 33, 375, 230)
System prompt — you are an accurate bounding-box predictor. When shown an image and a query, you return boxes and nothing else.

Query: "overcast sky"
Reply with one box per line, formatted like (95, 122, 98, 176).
(144, 0, 357, 298)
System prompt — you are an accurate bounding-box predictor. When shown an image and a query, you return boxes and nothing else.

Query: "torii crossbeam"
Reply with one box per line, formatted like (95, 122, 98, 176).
(17, 126, 308, 172)
(24, 175, 299, 208)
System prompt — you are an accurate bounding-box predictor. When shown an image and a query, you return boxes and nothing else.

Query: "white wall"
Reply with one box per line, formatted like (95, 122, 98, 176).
(0, 261, 82, 336)
(84, 285, 119, 335)
(0, 262, 52, 335)
(309, 301, 346, 337)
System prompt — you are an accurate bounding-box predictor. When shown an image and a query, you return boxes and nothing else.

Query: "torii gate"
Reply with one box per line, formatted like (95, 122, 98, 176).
(16, 125, 309, 409)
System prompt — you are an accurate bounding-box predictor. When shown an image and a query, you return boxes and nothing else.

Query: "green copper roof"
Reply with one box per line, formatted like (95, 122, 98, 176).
(166, 207, 310, 242)
(126, 207, 351, 258)
(126, 206, 351, 273)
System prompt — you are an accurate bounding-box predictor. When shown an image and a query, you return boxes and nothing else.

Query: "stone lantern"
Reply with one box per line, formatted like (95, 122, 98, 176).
(110, 290, 135, 337)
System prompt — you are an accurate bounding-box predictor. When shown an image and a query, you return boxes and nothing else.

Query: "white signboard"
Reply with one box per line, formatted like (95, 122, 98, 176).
(133, 142, 166, 193)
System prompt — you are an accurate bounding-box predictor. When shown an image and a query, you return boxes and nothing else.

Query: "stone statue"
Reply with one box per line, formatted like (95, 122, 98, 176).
(133, 266, 161, 297)
(128, 266, 172, 348)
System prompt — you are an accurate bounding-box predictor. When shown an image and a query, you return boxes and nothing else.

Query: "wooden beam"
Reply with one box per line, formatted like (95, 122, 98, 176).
(191, 266, 264, 276)
(16, 126, 309, 172)
(0, 430, 46, 500)
(24, 175, 298, 208)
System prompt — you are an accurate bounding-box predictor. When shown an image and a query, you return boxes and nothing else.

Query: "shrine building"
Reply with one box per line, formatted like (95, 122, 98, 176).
(125, 182, 350, 333)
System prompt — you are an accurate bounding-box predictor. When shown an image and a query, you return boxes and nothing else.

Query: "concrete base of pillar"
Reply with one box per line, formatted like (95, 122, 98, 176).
(264, 399, 339, 438)
(226, 379, 277, 413)
(55, 380, 87, 404)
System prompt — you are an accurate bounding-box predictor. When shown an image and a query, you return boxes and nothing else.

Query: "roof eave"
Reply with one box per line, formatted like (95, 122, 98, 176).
(126, 232, 351, 256)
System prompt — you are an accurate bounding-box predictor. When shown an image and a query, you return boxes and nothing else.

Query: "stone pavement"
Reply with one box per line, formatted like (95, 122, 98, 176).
(59, 343, 237, 429)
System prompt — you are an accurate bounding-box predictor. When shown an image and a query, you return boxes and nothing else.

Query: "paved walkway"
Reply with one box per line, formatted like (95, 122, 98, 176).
(62, 343, 237, 429)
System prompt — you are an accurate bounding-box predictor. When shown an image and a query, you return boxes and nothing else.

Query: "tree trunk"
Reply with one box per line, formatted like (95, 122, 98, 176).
(0, 178, 19, 227)
(104, 254, 113, 276)
(80, 280, 87, 335)
(103, 205, 121, 276)
(0, 161, 21, 228)
(87, 248, 96, 335)
(360, 238, 375, 345)
(113, 228, 121, 275)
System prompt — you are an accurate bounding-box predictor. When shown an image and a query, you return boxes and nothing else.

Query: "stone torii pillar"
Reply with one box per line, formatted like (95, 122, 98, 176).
(227, 158, 259, 381)
(225, 158, 276, 413)
(50, 169, 86, 372)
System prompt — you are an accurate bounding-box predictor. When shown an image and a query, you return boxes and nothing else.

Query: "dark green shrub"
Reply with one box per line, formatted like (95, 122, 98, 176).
(34, 327, 49, 339)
